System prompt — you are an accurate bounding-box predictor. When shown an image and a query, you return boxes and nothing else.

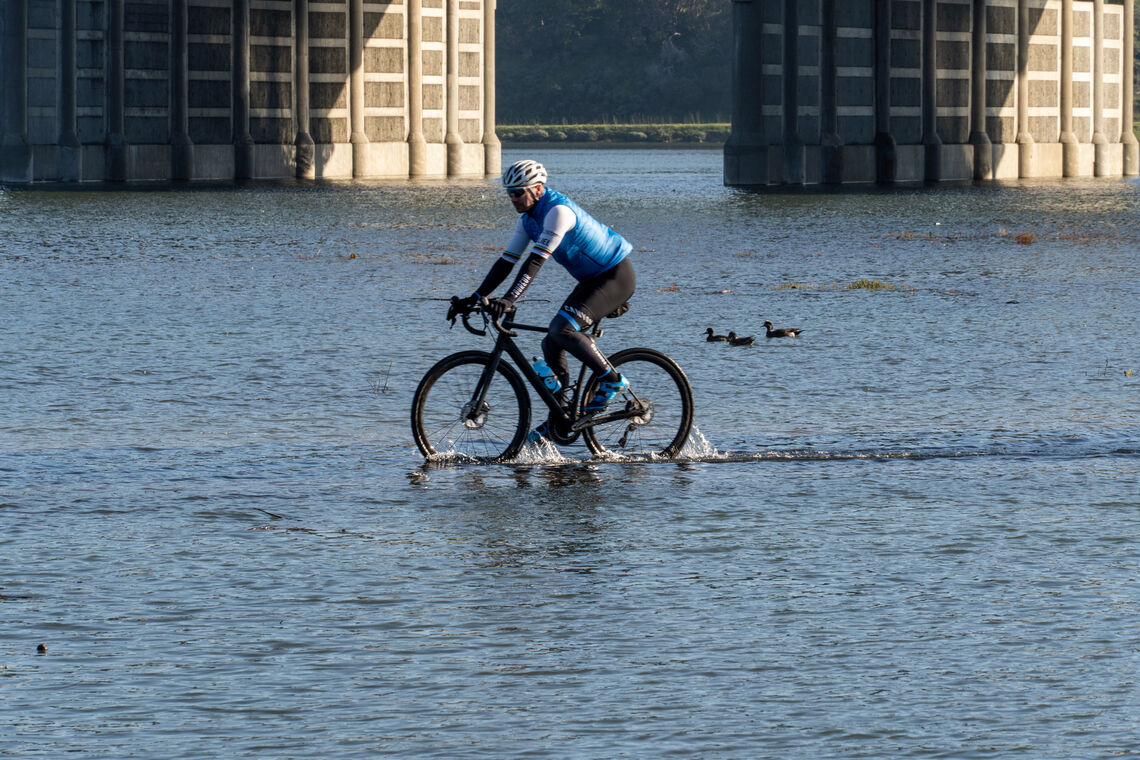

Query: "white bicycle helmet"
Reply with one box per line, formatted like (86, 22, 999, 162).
(501, 159, 547, 189)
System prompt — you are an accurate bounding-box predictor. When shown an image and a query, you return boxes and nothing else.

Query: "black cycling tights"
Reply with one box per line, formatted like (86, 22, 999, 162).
(541, 258, 635, 391)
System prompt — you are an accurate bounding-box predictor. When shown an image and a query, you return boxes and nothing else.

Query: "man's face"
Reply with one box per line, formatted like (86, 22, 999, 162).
(507, 184, 543, 213)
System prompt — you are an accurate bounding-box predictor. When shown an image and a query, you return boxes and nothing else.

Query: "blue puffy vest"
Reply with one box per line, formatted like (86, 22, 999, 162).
(521, 188, 631, 281)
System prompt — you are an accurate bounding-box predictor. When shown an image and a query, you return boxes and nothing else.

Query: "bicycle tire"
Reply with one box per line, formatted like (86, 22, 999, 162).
(580, 348, 694, 459)
(411, 351, 531, 462)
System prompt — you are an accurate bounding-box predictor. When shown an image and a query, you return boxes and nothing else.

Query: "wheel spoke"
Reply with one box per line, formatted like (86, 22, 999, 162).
(582, 350, 693, 459)
(412, 353, 529, 462)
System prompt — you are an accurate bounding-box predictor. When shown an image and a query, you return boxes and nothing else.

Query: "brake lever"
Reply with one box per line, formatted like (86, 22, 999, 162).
(481, 298, 517, 339)
(446, 297, 459, 328)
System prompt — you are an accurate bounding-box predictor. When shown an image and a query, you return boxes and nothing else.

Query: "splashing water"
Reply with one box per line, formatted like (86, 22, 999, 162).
(678, 425, 720, 459)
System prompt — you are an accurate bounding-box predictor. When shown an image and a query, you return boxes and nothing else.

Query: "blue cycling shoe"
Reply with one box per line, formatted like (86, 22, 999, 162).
(583, 371, 630, 414)
(526, 421, 550, 444)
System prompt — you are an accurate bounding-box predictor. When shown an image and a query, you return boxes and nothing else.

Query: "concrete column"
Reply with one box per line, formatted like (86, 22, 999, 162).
(922, 0, 942, 181)
(59, 0, 81, 181)
(1016, 0, 1034, 177)
(233, 0, 254, 179)
(294, 0, 314, 178)
(171, 0, 194, 180)
(1124, 0, 1139, 175)
(1, 0, 32, 183)
(969, 0, 992, 179)
(350, 0, 368, 177)
(782, 0, 803, 184)
(1060, 0, 1078, 176)
(105, 0, 127, 181)
(407, 0, 427, 177)
(874, 0, 896, 183)
(445, 0, 463, 175)
(1091, 0, 1109, 175)
(481, 0, 500, 177)
(724, 0, 765, 186)
(820, 0, 842, 184)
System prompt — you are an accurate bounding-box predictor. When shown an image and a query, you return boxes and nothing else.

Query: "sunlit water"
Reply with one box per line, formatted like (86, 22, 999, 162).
(2, 148, 1139, 758)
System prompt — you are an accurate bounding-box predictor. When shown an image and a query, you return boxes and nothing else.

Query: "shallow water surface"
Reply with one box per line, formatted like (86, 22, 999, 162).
(2, 148, 1139, 758)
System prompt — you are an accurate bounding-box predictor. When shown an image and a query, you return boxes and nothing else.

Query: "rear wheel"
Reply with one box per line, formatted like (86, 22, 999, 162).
(411, 351, 530, 462)
(580, 348, 693, 459)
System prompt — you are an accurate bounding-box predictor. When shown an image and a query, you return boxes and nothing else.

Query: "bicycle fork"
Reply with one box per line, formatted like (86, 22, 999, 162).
(464, 342, 508, 427)
(464, 332, 574, 429)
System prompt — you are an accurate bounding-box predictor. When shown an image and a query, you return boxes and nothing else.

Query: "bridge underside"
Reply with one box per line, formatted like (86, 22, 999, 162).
(726, 0, 1139, 186)
(1, 0, 500, 184)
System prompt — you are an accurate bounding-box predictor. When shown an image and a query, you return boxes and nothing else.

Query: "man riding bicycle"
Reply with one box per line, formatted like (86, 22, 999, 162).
(454, 159, 635, 442)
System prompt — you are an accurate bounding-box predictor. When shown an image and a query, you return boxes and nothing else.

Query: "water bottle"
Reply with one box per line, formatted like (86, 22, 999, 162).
(532, 358, 561, 393)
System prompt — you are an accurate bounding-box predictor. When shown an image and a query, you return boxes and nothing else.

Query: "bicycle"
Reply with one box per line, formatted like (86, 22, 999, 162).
(411, 298, 694, 462)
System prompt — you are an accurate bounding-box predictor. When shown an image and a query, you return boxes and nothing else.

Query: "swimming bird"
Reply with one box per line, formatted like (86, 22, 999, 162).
(763, 320, 803, 338)
(705, 328, 729, 342)
(727, 331, 755, 346)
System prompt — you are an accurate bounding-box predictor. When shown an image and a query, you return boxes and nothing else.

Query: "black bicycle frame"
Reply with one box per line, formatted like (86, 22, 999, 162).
(465, 316, 593, 427)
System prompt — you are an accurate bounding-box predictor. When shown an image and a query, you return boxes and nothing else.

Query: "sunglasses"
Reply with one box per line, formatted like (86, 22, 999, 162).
(506, 188, 527, 198)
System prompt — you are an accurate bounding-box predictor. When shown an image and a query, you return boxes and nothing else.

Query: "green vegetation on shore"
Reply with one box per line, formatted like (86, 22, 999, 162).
(498, 123, 730, 145)
(505, 121, 1140, 147)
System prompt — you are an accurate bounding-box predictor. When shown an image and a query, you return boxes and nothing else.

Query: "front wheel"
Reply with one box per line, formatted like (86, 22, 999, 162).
(580, 348, 694, 459)
(411, 351, 530, 462)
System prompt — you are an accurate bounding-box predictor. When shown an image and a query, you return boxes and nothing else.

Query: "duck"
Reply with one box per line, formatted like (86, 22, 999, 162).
(705, 328, 728, 342)
(727, 331, 755, 346)
(763, 320, 803, 338)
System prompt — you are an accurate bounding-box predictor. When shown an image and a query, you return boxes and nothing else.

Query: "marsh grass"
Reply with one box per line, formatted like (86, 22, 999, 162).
(411, 253, 460, 265)
(845, 278, 898, 291)
(885, 231, 939, 240)
(369, 362, 393, 394)
(771, 279, 910, 293)
(498, 123, 731, 144)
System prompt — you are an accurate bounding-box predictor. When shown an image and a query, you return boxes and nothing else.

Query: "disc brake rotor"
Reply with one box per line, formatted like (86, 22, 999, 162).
(460, 400, 489, 429)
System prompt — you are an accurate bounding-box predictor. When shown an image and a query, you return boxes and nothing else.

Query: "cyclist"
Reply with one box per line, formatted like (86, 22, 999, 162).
(454, 159, 634, 440)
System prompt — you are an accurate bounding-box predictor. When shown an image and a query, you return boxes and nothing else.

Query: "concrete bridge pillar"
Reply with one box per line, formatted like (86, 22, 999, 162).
(922, 0, 943, 182)
(58, 0, 81, 182)
(408, 0, 428, 177)
(724, 0, 768, 186)
(782, 0, 803, 184)
(1092, 0, 1110, 176)
(1060, 0, 1079, 176)
(0, 0, 31, 183)
(482, 0, 500, 177)
(350, 0, 368, 177)
(874, 0, 897, 184)
(820, 0, 842, 184)
(1016, 0, 1034, 178)
(105, 0, 127, 181)
(233, 0, 254, 179)
(445, 0, 464, 176)
(1125, 0, 1140, 175)
(171, 0, 194, 181)
(969, 0, 992, 179)
(294, 0, 315, 179)
(722, 0, 1136, 186)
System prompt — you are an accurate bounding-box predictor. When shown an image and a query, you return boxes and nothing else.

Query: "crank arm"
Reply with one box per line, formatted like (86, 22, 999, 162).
(569, 401, 647, 433)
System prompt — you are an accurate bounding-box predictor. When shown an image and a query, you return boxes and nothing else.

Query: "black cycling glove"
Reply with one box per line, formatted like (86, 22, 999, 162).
(484, 297, 514, 321)
(447, 294, 478, 322)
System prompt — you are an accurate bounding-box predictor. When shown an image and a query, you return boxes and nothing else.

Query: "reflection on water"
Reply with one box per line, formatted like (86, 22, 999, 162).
(2, 149, 1140, 759)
